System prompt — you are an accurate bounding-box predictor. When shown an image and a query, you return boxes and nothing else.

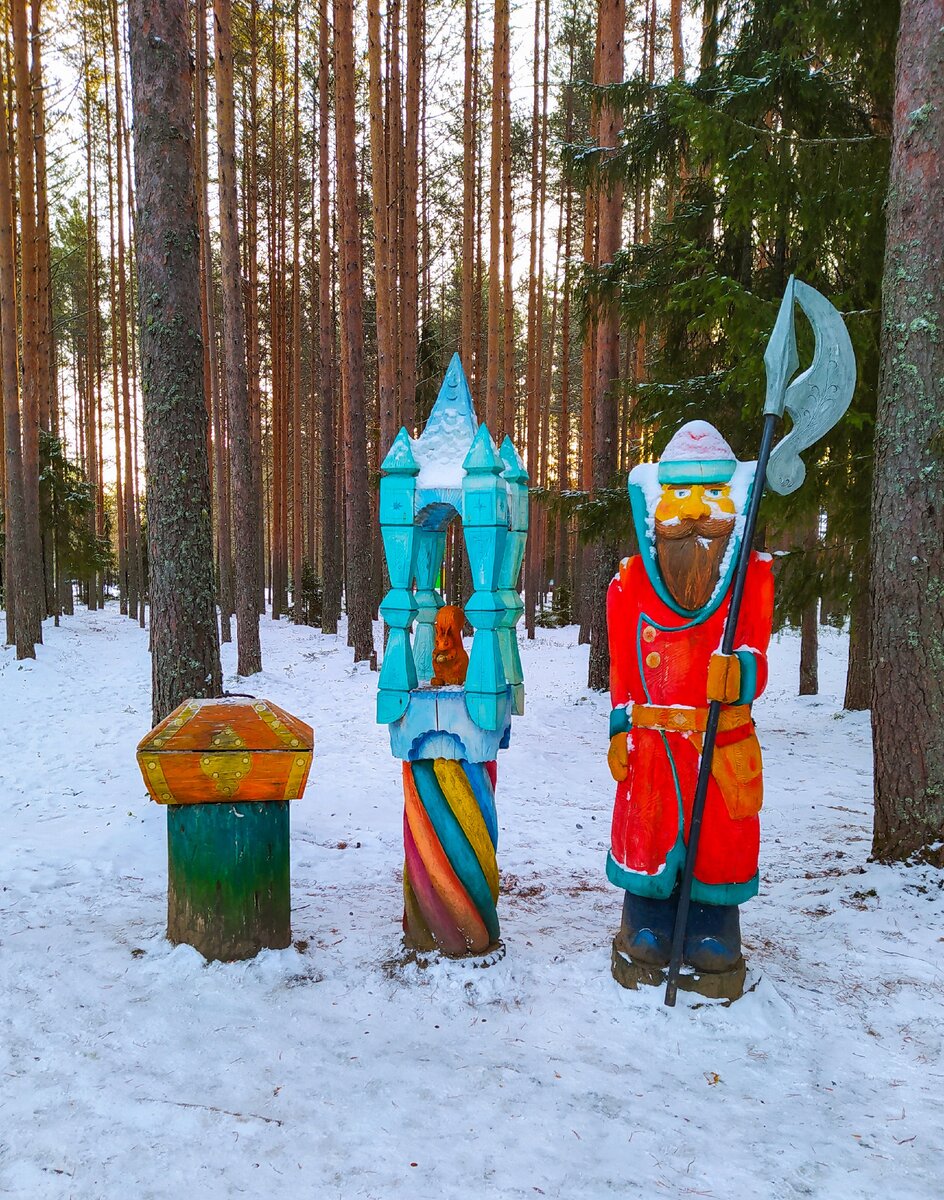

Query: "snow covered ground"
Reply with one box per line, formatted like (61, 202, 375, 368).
(0, 608, 941, 1199)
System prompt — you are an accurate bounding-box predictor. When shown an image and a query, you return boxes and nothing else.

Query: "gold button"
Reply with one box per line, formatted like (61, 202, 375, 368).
(645, 652, 661, 669)
(642, 625, 657, 643)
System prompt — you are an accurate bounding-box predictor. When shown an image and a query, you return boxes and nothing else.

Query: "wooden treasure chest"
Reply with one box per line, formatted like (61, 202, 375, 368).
(136, 697, 313, 806)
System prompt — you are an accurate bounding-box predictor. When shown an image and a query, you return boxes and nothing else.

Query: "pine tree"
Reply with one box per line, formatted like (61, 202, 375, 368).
(127, 0, 222, 723)
(333, 0, 376, 662)
(0, 57, 33, 658)
(870, 0, 944, 864)
(317, 0, 341, 634)
(214, 0, 262, 674)
(571, 0, 896, 694)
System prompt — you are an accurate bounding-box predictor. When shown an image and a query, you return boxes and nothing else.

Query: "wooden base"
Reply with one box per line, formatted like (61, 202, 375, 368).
(166, 801, 290, 961)
(611, 939, 748, 1003)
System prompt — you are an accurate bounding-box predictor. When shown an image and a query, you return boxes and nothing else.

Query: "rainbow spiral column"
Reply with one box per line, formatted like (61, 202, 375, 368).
(401, 759, 500, 955)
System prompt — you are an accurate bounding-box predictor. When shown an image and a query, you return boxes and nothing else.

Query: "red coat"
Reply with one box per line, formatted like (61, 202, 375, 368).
(606, 552, 774, 905)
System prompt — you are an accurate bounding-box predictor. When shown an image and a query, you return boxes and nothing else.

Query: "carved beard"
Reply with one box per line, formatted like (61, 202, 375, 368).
(655, 515, 735, 610)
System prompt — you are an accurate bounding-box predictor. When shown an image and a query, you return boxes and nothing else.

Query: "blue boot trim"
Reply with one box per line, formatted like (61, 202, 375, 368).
(625, 928, 671, 967)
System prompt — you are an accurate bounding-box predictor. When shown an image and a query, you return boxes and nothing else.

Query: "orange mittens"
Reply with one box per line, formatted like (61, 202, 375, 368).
(608, 733, 629, 782)
(707, 652, 742, 704)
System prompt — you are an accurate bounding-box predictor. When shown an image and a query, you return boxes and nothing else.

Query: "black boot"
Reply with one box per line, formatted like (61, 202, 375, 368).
(683, 901, 742, 972)
(619, 891, 678, 967)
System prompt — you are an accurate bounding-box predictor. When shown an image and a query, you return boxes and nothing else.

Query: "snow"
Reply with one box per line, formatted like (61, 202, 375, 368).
(660, 421, 735, 463)
(411, 368, 478, 493)
(1, 610, 942, 1198)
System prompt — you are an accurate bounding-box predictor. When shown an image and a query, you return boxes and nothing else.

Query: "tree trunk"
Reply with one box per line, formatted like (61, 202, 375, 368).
(318, 0, 341, 634)
(799, 516, 819, 695)
(82, 39, 99, 614)
(844, 542, 871, 711)
(499, 0, 514, 439)
(247, 0, 264, 615)
(333, 0, 375, 662)
(367, 0, 396, 454)
(108, 0, 141, 624)
(485, 0, 504, 431)
(103, 40, 127, 616)
(31, 0, 56, 618)
(523, 0, 542, 636)
(290, 0, 303, 620)
(400, 0, 421, 434)
(195, 0, 232, 642)
(214, 0, 262, 674)
(587, 0, 625, 692)
(11, 0, 43, 643)
(799, 600, 819, 695)
(460, 0, 476, 377)
(127, 0, 222, 724)
(870, 0, 944, 864)
(0, 62, 33, 658)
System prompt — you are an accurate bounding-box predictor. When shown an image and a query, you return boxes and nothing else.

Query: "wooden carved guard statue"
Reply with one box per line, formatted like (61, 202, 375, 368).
(606, 420, 774, 992)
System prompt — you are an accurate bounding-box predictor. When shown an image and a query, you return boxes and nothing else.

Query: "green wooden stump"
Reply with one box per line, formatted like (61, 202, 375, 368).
(166, 801, 290, 960)
(137, 697, 314, 962)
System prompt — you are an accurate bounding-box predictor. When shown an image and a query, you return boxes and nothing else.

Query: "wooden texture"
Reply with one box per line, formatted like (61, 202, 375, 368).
(214, 0, 262, 675)
(167, 800, 290, 960)
(137, 697, 313, 805)
(611, 941, 746, 1003)
(0, 61, 33, 658)
(127, 0, 222, 724)
(870, 0, 944, 863)
(139, 696, 312, 960)
(333, 0, 375, 664)
(430, 606, 469, 686)
(402, 758, 499, 956)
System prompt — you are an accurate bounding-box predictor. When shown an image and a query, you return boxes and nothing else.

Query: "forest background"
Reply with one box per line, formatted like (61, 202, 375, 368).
(0, 0, 940, 863)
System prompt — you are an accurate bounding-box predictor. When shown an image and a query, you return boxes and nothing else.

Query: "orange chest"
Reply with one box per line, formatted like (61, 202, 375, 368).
(137, 697, 313, 806)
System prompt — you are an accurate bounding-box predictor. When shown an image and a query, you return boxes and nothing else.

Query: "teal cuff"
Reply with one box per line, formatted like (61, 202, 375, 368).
(658, 459, 736, 485)
(691, 873, 759, 906)
(607, 850, 759, 906)
(734, 651, 759, 705)
(607, 845, 686, 899)
(609, 706, 630, 737)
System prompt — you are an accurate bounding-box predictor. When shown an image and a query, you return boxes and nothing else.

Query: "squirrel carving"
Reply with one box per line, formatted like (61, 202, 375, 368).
(430, 605, 469, 687)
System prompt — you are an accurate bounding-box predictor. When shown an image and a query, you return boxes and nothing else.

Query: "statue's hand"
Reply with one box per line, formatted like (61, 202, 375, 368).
(608, 733, 629, 782)
(707, 652, 741, 704)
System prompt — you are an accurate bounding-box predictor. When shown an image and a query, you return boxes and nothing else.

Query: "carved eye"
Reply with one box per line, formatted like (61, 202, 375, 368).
(705, 488, 723, 498)
(673, 488, 691, 499)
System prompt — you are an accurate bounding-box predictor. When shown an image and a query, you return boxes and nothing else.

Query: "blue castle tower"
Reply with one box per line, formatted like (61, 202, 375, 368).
(377, 354, 528, 957)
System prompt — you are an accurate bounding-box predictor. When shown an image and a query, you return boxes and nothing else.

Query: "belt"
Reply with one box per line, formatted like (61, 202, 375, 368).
(631, 703, 752, 734)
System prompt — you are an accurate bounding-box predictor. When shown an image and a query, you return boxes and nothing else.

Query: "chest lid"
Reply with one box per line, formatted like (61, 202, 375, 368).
(138, 697, 313, 755)
(137, 697, 314, 806)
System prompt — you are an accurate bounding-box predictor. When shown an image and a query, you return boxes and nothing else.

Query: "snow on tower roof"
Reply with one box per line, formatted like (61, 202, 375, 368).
(411, 353, 479, 491)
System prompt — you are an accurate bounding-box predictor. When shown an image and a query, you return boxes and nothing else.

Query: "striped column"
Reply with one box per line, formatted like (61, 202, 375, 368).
(401, 758, 500, 955)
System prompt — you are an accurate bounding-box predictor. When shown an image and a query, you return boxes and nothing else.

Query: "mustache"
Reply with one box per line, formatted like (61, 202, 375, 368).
(655, 514, 735, 541)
